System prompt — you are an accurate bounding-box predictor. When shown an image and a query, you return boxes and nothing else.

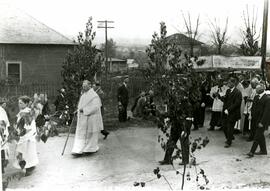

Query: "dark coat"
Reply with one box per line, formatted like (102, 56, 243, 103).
(200, 81, 208, 104)
(117, 84, 129, 106)
(222, 87, 242, 121)
(54, 93, 66, 111)
(251, 94, 270, 129)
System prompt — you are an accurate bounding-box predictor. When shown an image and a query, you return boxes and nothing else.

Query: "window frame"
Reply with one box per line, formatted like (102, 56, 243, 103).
(6, 61, 22, 84)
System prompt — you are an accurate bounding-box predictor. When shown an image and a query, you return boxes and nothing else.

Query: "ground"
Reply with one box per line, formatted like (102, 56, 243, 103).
(3, 111, 270, 191)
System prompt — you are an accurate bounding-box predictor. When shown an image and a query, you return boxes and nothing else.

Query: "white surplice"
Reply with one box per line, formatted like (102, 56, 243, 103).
(72, 88, 104, 154)
(13, 107, 39, 169)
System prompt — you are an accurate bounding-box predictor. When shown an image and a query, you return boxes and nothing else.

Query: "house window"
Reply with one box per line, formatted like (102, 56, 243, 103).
(6, 61, 22, 84)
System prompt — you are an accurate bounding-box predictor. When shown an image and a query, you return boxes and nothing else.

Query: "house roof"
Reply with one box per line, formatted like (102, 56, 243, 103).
(0, 4, 74, 45)
(166, 33, 203, 46)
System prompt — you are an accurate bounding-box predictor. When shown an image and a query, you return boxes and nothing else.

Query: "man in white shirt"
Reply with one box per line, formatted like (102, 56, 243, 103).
(209, 79, 228, 130)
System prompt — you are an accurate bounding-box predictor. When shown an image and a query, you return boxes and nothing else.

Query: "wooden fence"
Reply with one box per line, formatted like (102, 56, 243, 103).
(0, 77, 150, 103)
(101, 77, 150, 102)
(0, 83, 60, 101)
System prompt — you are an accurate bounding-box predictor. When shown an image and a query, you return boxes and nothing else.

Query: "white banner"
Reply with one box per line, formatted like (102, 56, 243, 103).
(194, 55, 262, 70)
(213, 56, 261, 69)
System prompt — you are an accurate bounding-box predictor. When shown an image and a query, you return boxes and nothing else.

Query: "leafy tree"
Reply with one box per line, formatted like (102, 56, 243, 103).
(142, 22, 209, 190)
(240, 5, 261, 56)
(145, 22, 202, 103)
(61, 17, 102, 112)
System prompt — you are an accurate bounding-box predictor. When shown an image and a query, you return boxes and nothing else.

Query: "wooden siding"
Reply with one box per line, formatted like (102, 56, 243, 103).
(0, 44, 73, 84)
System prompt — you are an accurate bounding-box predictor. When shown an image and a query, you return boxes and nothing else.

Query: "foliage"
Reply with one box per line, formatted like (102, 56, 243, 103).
(61, 17, 103, 112)
(157, 116, 210, 190)
(240, 5, 261, 56)
(144, 21, 202, 109)
(134, 117, 210, 190)
(133, 22, 209, 190)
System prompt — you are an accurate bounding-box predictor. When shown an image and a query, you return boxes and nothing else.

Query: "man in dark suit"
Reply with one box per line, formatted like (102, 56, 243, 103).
(247, 83, 270, 157)
(117, 78, 129, 122)
(221, 77, 242, 148)
(54, 88, 66, 112)
(159, 96, 193, 165)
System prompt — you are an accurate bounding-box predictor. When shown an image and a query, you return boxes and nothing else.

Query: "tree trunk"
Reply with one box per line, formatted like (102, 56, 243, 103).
(190, 46, 194, 57)
(218, 44, 222, 55)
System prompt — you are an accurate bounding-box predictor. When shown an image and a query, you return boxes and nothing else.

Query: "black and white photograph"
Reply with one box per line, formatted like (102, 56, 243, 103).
(1, 0, 270, 190)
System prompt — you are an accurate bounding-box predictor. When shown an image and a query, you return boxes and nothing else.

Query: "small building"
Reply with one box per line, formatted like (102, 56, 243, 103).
(0, 4, 75, 85)
(109, 58, 127, 73)
(166, 33, 204, 56)
(127, 59, 139, 69)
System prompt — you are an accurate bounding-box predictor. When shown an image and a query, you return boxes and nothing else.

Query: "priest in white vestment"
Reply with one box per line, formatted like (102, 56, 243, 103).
(71, 80, 104, 155)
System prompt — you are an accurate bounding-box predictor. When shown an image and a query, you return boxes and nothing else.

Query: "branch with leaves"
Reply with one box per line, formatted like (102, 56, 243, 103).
(134, 21, 209, 190)
(62, 17, 103, 113)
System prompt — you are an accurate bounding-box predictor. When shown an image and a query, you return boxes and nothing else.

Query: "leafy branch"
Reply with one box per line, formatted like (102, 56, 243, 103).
(134, 21, 209, 190)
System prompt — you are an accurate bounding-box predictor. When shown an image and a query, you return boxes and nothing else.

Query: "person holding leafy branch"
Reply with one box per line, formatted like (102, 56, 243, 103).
(13, 96, 39, 176)
(0, 101, 10, 174)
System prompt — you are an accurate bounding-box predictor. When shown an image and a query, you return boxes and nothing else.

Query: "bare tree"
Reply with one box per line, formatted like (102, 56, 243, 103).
(240, 5, 261, 56)
(208, 17, 229, 55)
(181, 11, 200, 56)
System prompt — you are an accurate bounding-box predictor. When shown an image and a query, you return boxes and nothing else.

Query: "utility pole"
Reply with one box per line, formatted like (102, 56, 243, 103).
(261, 0, 269, 82)
(98, 20, 114, 80)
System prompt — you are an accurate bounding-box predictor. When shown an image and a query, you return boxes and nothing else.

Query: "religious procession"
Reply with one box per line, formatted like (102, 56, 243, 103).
(1, 0, 270, 190)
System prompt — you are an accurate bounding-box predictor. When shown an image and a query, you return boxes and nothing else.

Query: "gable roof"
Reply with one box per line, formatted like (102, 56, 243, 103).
(0, 4, 74, 45)
(166, 33, 203, 46)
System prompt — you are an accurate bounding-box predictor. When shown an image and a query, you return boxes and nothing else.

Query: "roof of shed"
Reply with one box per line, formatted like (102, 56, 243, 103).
(0, 4, 74, 45)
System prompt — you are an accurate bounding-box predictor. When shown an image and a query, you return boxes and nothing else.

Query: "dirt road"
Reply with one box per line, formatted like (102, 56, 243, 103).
(4, 116, 270, 190)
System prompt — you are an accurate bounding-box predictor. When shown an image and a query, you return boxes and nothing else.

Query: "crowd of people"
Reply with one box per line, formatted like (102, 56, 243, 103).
(196, 74, 270, 154)
(0, 79, 111, 176)
(0, 92, 60, 175)
(1, 73, 270, 178)
(159, 74, 270, 165)
(206, 75, 270, 152)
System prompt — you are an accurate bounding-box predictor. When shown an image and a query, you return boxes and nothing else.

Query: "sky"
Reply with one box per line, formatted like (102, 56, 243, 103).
(2, 0, 266, 46)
